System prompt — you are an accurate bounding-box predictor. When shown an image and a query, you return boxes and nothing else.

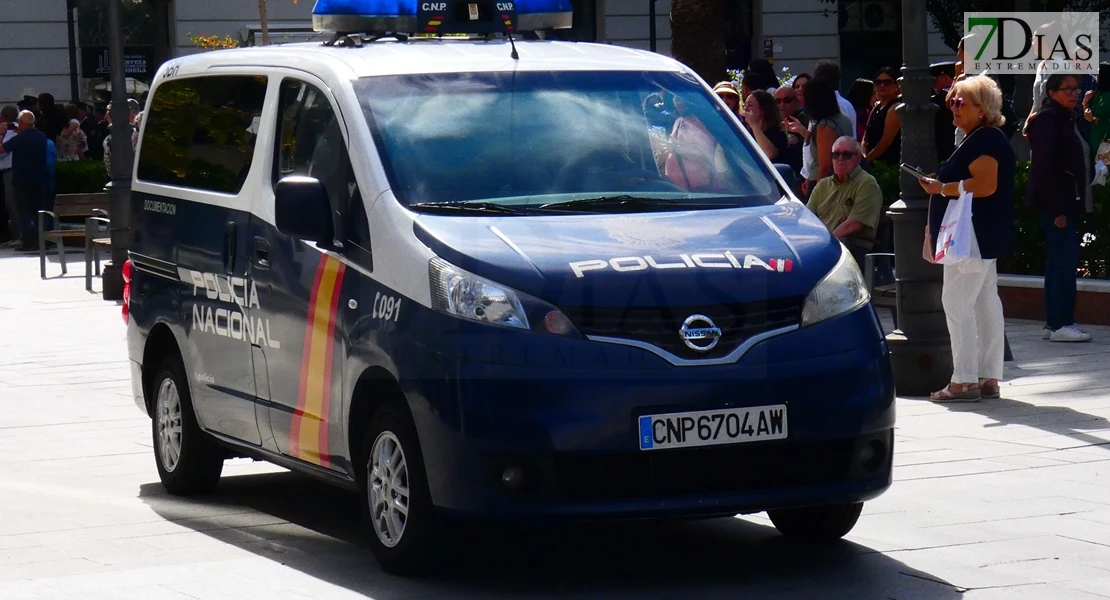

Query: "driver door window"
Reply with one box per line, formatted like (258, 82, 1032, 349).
(275, 79, 372, 260)
(275, 78, 371, 267)
(276, 79, 350, 233)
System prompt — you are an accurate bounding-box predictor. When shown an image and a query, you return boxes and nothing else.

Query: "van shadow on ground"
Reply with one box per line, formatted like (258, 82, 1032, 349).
(141, 472, 963, 599)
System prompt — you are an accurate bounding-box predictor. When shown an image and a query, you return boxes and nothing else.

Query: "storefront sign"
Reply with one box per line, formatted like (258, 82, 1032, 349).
(81, 46, 154, 79)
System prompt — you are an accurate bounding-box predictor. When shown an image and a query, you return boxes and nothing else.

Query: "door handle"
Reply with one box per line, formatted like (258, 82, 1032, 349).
(222, 221, 237, 272)
(254, 237, 271, 268)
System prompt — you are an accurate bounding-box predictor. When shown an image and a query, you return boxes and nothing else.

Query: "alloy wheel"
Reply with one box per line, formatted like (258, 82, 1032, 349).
(368, 431, 410, 548)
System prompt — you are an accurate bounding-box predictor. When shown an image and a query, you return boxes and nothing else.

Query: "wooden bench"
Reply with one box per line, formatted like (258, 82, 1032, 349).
(37, 192, 109, 280)
(85, 216, 111, 291)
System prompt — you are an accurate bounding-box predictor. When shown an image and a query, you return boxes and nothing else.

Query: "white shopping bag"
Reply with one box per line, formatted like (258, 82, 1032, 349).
(1094, 160, 1107, 187)
(934, 181, 974, 265)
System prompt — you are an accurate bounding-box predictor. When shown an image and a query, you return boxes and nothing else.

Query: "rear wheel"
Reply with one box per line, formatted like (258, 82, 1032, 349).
(359, 403, 438, 575)
(151, 354, 224, 495)
(767, 502, 863, 541)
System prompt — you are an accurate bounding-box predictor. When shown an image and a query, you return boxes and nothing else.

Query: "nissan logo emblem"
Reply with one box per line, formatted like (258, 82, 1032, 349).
(680, 314, 722, 352)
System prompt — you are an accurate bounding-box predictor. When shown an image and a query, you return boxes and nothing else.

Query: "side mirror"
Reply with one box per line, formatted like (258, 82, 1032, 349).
(275, 176, 335, 246)
(773, 163, 800, 198)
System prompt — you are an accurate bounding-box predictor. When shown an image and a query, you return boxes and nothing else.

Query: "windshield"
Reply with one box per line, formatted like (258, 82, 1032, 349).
(354, 70, 783, 212)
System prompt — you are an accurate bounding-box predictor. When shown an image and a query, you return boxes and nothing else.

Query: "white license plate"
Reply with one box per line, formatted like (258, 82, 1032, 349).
(638, 405, 788, 451)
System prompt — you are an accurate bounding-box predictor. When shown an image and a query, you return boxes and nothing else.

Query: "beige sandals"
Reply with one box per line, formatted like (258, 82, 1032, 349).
(929, 382, 982, 402)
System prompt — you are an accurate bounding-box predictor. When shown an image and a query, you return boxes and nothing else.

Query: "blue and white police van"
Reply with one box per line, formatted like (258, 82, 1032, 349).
(124, 0, 895, 574)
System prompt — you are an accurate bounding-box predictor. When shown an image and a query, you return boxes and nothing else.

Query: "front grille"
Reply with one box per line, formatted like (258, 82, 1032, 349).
(560, 298, 805, 360)
(552, 438, 855, 502)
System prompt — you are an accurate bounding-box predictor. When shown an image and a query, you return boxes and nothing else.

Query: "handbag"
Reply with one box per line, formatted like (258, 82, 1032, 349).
(922, 225, 936, 264)
(933, 181, 974, 265)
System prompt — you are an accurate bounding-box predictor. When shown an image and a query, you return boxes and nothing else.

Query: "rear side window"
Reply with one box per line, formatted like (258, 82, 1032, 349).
(137, 75, 268, 194)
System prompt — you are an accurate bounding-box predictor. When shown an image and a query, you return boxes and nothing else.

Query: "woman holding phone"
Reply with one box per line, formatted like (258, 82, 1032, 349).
(917, 75, 1015, 403)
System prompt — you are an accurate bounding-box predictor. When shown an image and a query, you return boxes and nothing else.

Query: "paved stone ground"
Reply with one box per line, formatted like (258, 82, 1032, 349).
(3, 247, 1110, 599)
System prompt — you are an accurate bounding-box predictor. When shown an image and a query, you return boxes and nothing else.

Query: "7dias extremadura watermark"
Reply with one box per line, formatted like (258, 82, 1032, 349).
(964, 12, 1099, 75)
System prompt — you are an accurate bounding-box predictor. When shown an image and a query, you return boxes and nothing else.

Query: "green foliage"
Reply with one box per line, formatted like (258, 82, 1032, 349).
(725, 66, 796, 90)
(869, 160, 901, 209)
(54, 159, 108, 195)
(1000, 162, 1110, 279)
(872, 159, 1109, 279)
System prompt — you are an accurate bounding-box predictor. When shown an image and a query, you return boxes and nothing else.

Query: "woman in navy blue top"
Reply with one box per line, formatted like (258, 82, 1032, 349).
(918, 75, 1015, 402)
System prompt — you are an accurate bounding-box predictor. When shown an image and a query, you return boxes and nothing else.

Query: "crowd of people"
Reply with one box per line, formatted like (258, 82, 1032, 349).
(713, 49, 1109, 402)
(0, 93, 141, 252)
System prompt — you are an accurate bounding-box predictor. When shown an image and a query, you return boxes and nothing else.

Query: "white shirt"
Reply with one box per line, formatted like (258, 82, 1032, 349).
(835, 91, 858, 139)
(0, 130, 15, 171)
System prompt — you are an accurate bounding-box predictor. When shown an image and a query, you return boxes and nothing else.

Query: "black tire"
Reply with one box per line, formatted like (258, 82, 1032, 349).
(767, 502, 864, 541)
(358, 403, 439, 576)
(150, 354, 224, 495)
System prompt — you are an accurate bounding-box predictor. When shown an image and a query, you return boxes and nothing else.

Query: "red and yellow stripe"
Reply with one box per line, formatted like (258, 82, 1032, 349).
(290, 253, 347, 468)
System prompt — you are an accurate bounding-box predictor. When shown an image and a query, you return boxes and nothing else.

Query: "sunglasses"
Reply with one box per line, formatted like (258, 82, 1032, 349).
(875, 79, 896, 86)
(949, 96, 970, 109)
(831, 151, 858, 160)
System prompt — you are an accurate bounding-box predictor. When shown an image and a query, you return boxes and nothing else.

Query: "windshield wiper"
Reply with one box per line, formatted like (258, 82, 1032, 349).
(408, 201, 532, 215)
(538, 195, 720, 212)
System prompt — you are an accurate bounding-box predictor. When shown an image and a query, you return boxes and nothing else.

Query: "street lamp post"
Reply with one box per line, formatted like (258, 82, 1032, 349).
(102, 0, 134, 301)
(885, 0, 952, 396)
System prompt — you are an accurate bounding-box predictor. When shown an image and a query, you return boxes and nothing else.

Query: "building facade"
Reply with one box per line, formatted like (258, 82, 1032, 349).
(2, 0, 671, 106)
(1, 0, 72, 105)
(759, 0, 959, 87)
(2, 1, 1104, 107)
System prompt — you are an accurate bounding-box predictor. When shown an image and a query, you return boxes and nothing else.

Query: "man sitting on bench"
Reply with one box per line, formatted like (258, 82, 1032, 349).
(805, 135, 883, 268)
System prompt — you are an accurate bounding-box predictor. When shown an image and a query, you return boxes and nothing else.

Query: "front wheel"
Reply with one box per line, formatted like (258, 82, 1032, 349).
(767, 502, 863, 541)
(150, 354, 224, 495)
(359, 404, 438, 575)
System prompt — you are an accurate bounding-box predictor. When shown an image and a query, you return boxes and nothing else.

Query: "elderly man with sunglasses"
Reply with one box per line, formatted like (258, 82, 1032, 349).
(804, 135, 883, 268)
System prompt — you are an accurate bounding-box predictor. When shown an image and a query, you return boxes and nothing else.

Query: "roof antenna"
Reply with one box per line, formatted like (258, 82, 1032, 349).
(503, 16, 519, 60)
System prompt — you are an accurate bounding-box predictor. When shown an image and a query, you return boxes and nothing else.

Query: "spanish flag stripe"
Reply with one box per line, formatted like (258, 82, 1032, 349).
(315, 262, 346, 468)
(290, 253, 329, 460)
(297, 257, 342, 465)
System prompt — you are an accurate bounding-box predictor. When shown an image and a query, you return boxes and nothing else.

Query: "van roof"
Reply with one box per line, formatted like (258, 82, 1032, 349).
(169, 39, 687, 80)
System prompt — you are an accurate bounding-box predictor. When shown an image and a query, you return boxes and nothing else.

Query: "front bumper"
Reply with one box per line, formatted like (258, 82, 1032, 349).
(400, 307, 895, 519)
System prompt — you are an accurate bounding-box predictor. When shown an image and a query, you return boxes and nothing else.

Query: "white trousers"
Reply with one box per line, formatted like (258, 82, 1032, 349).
(941, 258, 1006, 384)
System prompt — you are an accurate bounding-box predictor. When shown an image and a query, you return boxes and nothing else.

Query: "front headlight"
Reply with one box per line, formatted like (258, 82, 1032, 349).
(429, 257, 581, 337)
(801, 243, 870, 326)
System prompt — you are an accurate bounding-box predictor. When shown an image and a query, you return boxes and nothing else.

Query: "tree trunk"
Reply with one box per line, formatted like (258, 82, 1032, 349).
(259, 0, 270, 46)
(670, 0, 726, 85)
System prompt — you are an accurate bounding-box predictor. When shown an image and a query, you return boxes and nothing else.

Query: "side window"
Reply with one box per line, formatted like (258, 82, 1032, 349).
(275, 79, 349, 209)
(137, 75, 267, 194)
(274, 79, 369, 250)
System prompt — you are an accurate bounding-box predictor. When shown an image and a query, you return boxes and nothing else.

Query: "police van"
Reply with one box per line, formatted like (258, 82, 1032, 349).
(124, 0, 895, 574)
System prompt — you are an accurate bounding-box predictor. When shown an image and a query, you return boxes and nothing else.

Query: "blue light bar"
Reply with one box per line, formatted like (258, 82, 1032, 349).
(312, 0, 573, 34)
